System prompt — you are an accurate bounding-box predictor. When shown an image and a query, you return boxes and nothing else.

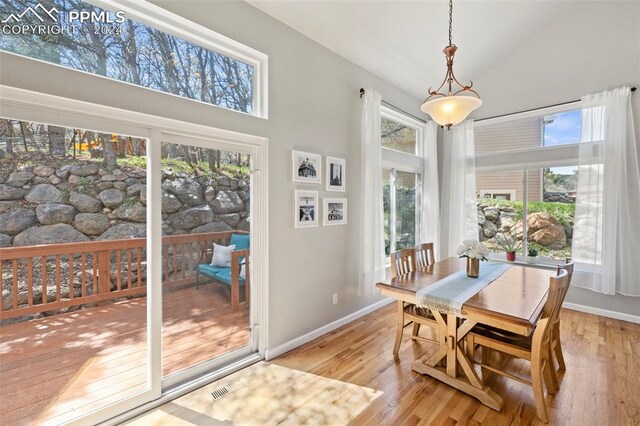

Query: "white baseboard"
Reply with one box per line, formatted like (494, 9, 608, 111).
(562, 302, 640, 324)
(265, 297, 394, 360)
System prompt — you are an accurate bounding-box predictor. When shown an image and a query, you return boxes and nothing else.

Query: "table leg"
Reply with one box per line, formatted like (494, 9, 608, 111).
(412, 314, 503, 411)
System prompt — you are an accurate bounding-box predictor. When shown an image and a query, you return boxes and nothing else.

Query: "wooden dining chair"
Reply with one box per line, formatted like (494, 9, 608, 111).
(550, 259, 574, 375)
(391, 246, 439, 357)
(415, 242, 435, 270)
(466, 268, 570, 422)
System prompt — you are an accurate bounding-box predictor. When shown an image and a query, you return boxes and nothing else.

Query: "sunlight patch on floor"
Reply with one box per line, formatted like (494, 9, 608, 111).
(129, 362, 383, 425)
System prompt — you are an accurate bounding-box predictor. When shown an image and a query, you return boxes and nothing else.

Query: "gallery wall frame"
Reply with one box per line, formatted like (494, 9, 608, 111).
(292, 150, 321, 184)
(325, 156, 346, 192)
(294, 190, 319, 228)
(323, 197, 347, 226)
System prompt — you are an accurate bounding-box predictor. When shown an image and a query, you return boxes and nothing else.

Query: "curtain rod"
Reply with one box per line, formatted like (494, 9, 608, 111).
(359, 88, 427, 124)
(475, 86, 637, 123)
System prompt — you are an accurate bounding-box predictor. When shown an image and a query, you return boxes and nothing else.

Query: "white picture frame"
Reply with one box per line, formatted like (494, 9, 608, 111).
(323, 198, 347, 226)
(292, 150, 321, 184)
(295, 190, 319, 228)
(325, 156, 346, 192)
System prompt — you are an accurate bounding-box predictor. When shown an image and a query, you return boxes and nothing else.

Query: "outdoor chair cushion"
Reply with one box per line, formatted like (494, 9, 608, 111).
(214, 269, 246, 286)
(198, 264, 229, 277)
(230, 233, 250, 250)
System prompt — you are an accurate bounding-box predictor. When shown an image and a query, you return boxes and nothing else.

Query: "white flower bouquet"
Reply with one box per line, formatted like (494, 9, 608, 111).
(456, 239, 489, 261)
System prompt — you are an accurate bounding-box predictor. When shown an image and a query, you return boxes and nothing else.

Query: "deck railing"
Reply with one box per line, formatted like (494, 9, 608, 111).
(0, 230, 247, 320)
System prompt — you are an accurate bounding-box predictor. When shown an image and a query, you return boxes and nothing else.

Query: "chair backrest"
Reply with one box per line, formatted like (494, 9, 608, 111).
(542, 268, 570, 324)
(415, 243, 435, 269)
(391, 248, 417, 279)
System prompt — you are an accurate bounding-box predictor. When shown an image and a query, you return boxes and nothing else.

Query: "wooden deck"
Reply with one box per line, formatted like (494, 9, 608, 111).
(0, 284, 250, 425)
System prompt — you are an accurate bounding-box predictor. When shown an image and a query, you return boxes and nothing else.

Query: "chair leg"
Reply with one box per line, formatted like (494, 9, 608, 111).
(543, 354, 559, 395)
(553, 325, 566, 372)
(412, 322, 421, 337)
(393, 301, 404, 357)
(531, 357, 550, 423)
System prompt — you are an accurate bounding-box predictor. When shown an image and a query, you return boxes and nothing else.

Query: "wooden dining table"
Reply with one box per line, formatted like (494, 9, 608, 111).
(376, 256, 555, 411)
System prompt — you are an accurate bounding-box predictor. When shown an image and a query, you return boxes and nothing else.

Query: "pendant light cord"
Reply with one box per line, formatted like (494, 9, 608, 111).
(448, 0, 453, 46)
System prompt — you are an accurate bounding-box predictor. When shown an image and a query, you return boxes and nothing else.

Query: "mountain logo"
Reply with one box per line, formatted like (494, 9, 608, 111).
(2, 3, 59, 23)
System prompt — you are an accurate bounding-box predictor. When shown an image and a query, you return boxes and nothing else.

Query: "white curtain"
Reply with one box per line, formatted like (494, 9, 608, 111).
(358, 89, 386, 296)
(420, 121, 441, 259)
(440, 120, 479, 256)
(572, 86, 640, 296)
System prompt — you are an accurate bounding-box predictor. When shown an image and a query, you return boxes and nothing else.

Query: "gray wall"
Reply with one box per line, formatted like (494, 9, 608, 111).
(439, 1, 640, 316)
(0, 0, 424, 349)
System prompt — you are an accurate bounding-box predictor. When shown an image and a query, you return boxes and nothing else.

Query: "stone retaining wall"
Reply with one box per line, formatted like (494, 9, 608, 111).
(0, 161, 250, 247)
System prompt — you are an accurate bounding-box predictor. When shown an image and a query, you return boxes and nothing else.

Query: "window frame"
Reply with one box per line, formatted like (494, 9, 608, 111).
(381, 106, 424, 259)
(474, 103, 588, 263)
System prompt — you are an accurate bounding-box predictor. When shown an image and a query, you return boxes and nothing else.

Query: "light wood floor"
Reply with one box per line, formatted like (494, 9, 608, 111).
(270, 303, 640, 426)
(0, 285, 249, 426)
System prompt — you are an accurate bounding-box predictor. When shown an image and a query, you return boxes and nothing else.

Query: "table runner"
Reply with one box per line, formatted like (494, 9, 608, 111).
(416, 262, 511, 315)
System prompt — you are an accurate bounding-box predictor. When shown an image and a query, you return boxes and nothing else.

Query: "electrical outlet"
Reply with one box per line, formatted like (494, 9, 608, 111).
(332, 293, 339, 304)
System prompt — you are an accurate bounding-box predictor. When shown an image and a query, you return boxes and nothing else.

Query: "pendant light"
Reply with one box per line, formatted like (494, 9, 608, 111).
(421, 0, 481, 129)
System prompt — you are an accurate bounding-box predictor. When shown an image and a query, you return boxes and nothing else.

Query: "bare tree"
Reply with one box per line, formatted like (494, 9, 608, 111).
(48, 125, 66, 156)
(0, 119, 15, 156)
(102, 133, 117, 169)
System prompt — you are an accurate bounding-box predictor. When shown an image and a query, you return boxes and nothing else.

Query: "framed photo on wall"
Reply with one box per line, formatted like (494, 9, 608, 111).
(295, 190, 319, 228)
(292, 150, 321, 184)
(325, 156, 346, 192)
(323, 198, 347, 226)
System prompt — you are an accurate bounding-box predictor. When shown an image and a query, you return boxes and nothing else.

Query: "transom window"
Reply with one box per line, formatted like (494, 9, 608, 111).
(0, 0, 267, 117)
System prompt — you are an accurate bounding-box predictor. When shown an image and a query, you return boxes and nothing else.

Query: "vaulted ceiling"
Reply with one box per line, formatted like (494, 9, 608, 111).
(246, 0, 577, 100)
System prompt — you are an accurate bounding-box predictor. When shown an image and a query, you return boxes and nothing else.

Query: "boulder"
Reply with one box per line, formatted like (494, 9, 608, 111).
(168, 205, 214, 229)
(114, 203, 147, 223)
(0, 201, 15, 213)
(239, 189, 250, 202)
(211, 190, 245, 214)
(6, 171, 34, 187)
(126, 183, 145, 196)
(101, 174, 117, 182)
(34, 166, 56, 177)
(0, 184, 27, 200)
(74, 213, 110, 235)
(162, 179, 204, 206)
(478, 225, 485, 241)
(13, 224, 90, 246)
(69, 192, 102, 213)
(191, 221, 233, 234)
(124, 177, 140, 186)
(483, 207, 499, 221)
(0, 233, 11, 247)
(230, 180, 239, 190)
(217, 176, 230, 187)
(477, 210, 486, 226)
(99, 189, 126, 209)
(204, 186, 216, 202)
(55, 165, 72, 179)
(48, 175, 62, 185)
(141, 189, 182, 213)
(35, 203, 76, 225)
(0, 208, 37, 235)
(526, 212, 566, 249)
(498, 212, 519, 231)
(215, 213, 241, 227)
(70, 163, 99, 177)
(482, 220, 498, 238)
(97, 222, 146, 240)
(25, 184, 64, 204)
(96, 182, 113, 191)
(32, 177, 49, 185)
(113, 181, 127, 191)
(237, 217, 250, 232)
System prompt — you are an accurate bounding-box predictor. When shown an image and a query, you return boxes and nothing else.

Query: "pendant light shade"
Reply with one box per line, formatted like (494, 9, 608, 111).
(422, 0, 481, 129)
(421, 95, 482, 128)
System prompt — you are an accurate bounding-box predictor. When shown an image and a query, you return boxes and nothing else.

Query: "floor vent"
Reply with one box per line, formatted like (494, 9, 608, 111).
(211, 378, 247, 401)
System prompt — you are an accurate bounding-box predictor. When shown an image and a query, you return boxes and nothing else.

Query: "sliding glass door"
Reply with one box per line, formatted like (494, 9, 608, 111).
(158, 135, 256, 389)
(0, 93, 266, 424)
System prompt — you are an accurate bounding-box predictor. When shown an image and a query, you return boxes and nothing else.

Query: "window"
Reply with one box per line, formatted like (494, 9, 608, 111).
(380, 108, 423, 257)
(0, 0, 267, 116)
(475, 107, 581, 261)
(381, 116, 417, 154)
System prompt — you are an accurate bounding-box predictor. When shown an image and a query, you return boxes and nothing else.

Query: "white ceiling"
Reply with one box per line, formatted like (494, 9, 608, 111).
(246, 0, 577, 100)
